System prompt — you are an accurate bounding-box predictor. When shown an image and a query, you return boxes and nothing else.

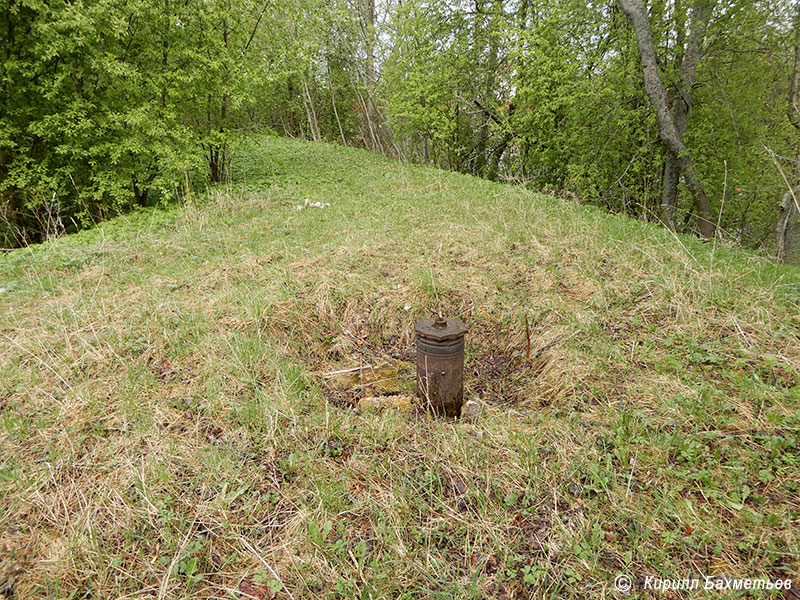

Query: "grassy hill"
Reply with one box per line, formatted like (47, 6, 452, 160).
(1, 135, 798, 599)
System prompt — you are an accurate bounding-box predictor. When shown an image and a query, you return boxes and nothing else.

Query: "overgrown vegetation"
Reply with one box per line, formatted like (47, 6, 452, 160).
(379, 0, 800, 255)
(3, 0, 800, 261)
(1, 137, 798, 598)
(0, 0, 281, 245)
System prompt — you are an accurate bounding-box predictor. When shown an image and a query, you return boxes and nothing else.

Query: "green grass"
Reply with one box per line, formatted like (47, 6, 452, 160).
(1, 135, 799, 599)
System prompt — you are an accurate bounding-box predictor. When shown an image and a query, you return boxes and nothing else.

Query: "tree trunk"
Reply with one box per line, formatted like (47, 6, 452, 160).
(776, 189, 798, 263)
(661, 154, 679, 230)
(327, 63, 347, 145)
(777, 5, 800, 262)
(362, 0, 376, 102)
(209, 145, 227, 183)
(132, 174, 148, 206)
(286, 79, 297, 136)
(474, 0, 499, 177)
(662, 0, 713, 229)
(302, 79, 321, 142)
(619, 0, 716, 238)
(360, 0, 383, 153)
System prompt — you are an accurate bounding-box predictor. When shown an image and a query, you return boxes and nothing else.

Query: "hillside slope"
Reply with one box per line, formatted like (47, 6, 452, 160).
(1, 136, 799, 599)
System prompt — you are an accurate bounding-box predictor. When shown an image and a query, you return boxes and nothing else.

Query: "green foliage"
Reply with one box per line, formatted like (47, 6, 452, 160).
(4, 0, 800, 263)
(378, 0, 800, 257)
(0, 0, 282, 246)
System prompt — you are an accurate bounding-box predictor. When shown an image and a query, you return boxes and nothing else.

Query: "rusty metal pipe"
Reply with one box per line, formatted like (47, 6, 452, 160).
(415, 316, 467, 417)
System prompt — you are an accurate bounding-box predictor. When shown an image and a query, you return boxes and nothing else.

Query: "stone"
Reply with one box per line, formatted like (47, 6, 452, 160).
(357, 394, 416, 414)
(329, 364, 400, 393)
(461, 399, 481, 419)
(386, 394, 415, 413)
(357, 396, 383, 413)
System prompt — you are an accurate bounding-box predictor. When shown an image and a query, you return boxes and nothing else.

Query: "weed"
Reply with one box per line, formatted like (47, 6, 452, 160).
(0, 136, 798, 598)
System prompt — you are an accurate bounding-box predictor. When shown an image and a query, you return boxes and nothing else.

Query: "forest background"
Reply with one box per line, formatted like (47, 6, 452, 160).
(2, 0, 800, 262)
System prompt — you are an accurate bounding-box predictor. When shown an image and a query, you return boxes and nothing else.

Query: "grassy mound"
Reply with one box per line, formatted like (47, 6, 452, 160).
(1, 136, 798, 599)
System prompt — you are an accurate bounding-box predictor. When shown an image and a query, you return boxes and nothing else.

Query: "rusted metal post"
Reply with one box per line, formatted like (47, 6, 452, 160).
(414, 316, 468, 417)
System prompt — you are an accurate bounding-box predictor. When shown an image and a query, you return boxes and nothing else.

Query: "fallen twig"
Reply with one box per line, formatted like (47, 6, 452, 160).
(323, 365, 375, 378)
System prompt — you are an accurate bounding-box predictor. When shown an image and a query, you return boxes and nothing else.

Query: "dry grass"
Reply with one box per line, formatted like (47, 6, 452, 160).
(1, 136, 799, 599)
